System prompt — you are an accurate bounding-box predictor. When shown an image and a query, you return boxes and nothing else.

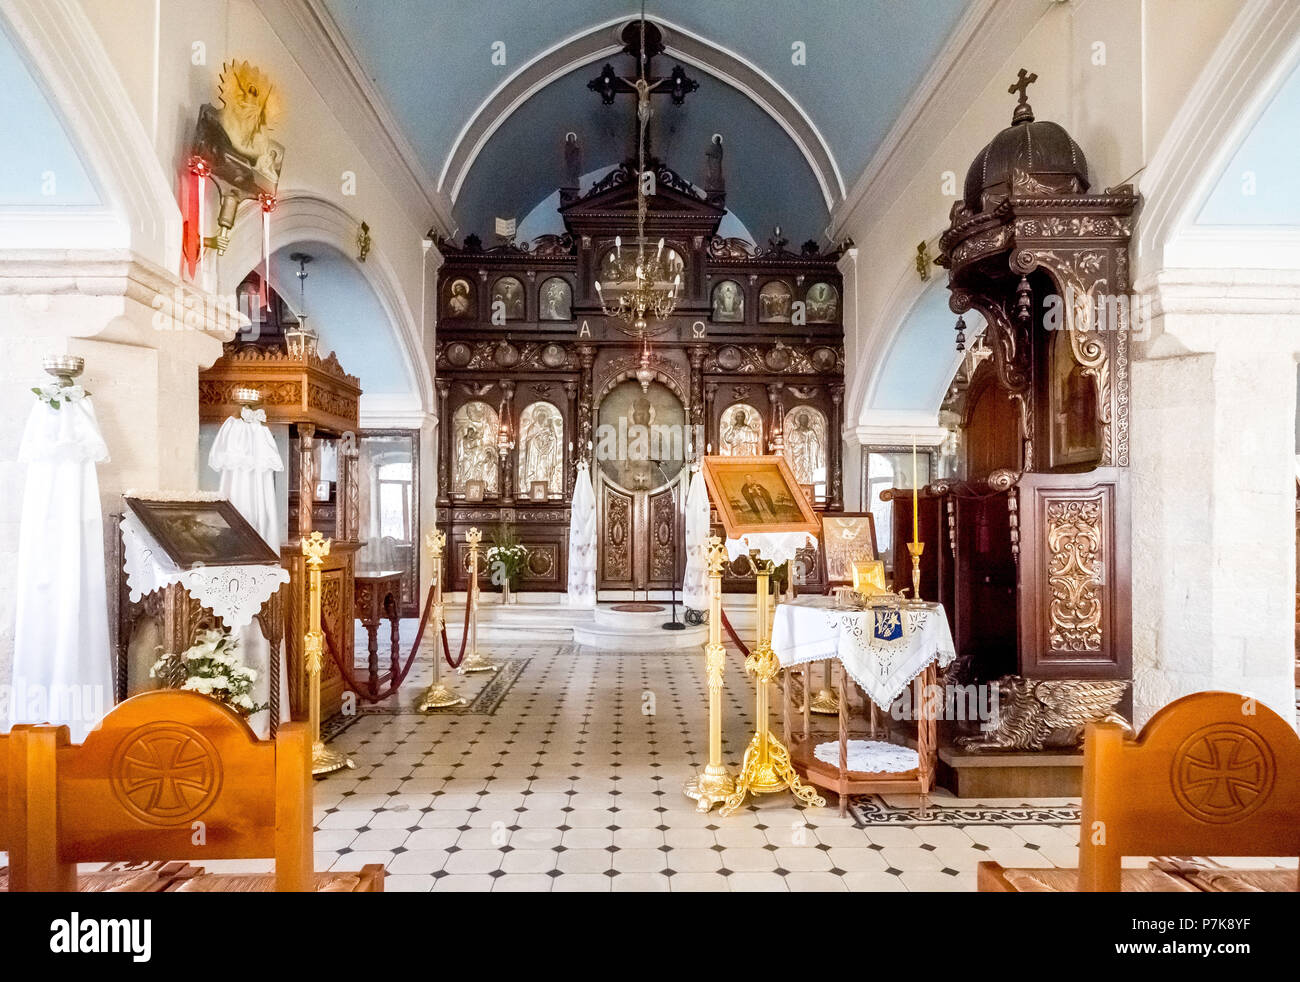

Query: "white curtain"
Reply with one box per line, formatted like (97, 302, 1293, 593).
(567, 461, 597, 607)
(208, 407, 286, 736)
(683, 465, 710, 611)
(8, 391, 113, 741)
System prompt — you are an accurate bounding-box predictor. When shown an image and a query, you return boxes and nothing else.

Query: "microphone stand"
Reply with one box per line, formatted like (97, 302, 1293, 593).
(651, 459, 685, 631)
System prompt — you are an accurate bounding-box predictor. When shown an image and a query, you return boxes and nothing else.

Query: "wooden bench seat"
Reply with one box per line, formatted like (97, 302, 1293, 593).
(979, 691, 1300, 892)
(2, 690, 382, 893)
(0, 860, 201, 892)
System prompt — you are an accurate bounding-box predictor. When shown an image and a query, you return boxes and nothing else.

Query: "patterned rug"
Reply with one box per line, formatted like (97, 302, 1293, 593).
(849, 794, 1081, 828)
(321, 656, 530, 741)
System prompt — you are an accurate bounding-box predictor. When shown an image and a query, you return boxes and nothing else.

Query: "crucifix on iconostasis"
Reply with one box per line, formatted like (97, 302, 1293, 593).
(586, 18, 698, 163)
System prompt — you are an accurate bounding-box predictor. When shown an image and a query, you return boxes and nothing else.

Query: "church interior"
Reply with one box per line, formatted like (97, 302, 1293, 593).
(1, 0, 1299, 934)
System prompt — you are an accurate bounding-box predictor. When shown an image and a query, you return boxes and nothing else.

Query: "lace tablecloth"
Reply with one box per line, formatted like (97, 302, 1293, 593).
(771, 595, 955, 711)
(120, 512, 289, 629)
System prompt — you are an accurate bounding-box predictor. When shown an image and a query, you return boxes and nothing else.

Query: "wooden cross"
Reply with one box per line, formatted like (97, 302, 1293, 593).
(1009, 68, 1038, 106)
(587, 19, 698, 158)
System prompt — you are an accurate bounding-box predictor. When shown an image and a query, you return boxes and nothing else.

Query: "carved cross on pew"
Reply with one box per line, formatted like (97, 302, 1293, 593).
(587, 19, 698, 160)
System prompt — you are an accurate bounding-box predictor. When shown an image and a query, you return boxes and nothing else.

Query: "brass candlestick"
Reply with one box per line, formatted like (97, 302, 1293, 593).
(417, 529, 465, 711)
(683, 536, 735, 812)
(303, 532, 353, 776)
(720, 553, 825, 816)
(458, 527, 498, 674)
(907, 540, 924, 602)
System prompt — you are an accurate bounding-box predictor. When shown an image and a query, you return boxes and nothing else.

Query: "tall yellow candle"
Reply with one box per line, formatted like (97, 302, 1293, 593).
(911, 436, 919, 547)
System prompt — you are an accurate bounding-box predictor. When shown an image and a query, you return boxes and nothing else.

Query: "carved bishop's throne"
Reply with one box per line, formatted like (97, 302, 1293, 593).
(903, 71, 1139, 795)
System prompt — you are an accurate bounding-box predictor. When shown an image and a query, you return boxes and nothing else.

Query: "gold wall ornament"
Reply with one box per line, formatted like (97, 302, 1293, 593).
(956, 676, 1128, 751)
(1045, 498, 1104, 651)
(915, 240, 931, 281)
(417, 530, 465, 711)
(303, 532, 352, 775)
(720, 553, 826, 816)
(356, 221, 371, 263)
(458, 528, 498, 674)
(189, 60, 285, 256)
(683, 537, 735, 811)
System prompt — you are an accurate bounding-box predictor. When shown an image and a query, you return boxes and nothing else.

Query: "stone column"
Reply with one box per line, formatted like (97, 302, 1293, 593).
(1130, 269, 1300, 727)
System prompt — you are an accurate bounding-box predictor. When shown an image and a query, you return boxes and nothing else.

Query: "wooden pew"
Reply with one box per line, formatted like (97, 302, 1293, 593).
(4, 690, 382, 892)
(980, 691, 1300, 891)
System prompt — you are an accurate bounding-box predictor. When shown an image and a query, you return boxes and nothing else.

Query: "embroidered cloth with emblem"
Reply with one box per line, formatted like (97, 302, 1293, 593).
(770, 594, 956, 711)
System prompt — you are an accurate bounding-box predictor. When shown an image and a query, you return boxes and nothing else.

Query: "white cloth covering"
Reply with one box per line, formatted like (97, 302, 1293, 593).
(723, 530, 812, 568)
(567, 461, 597, 607)
(682, 466, 710, 611)
(206, 408, 288, 736)
(771, 595, 956, 711)
(8, 393, 114, 741)
(813, 739, 920, 774)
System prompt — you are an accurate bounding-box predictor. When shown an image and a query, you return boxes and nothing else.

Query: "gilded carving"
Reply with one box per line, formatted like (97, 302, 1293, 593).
(1045, 498, 1103, 652)
(451, 401, 500, 494)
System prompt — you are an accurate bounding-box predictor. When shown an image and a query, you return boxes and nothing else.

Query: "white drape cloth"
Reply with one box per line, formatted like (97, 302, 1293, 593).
(567, 462, 597, 607)
(207, 407, 288, 736)
(683, 467, 710, 611)
(723, 531, 812, 568)
(771, 595, 955, 711)
(8, 394, 113, 741)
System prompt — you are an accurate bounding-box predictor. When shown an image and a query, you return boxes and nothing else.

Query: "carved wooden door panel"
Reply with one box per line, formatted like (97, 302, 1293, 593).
(1016, 469, 1130, 680)
(599, 480, 636, 591)
(597, 476, 684, 593)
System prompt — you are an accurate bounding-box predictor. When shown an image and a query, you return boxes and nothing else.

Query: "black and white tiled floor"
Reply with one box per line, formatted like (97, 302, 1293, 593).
(294, 634, 1097, 892)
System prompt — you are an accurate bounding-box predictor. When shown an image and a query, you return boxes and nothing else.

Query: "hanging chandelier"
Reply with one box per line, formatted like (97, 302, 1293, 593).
(592, 8, 680, 340)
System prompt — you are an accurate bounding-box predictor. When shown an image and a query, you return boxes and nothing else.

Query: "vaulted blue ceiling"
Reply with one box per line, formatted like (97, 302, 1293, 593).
(322, 0, 969, 244)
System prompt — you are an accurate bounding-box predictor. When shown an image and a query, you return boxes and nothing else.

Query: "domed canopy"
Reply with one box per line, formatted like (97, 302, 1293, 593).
(963, 69, 1089, 213)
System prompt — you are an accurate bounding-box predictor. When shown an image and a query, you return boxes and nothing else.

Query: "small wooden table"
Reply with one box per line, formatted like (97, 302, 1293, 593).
(354, 571, 404, 696)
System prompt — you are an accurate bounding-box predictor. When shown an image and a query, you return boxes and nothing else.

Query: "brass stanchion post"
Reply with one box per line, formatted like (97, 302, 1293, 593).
(683, 536, 734, 811)
(417, 529, 465, 711)
(304, 532, 352, 775)
(720, 552, 824, 816)
(458, 527, 498, 674)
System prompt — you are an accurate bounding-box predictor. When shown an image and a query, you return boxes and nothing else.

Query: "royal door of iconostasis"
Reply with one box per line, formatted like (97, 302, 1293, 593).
(595, 377, 686, 595)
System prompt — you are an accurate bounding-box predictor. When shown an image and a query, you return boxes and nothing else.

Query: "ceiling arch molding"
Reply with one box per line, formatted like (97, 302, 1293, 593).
(221, 192, 433, 420)
(1136, 0, 1300, 276)
(439, 15, 844, 212)
(0, 0, 179, 262)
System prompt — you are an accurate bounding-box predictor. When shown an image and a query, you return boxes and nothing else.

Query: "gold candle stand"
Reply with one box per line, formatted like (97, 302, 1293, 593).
(457, 527, 498, 674)
(907, 540, 924, 602)
(682, 536, 735, 812)
(720, 552, 825, 816)
(417, 530, 466, 711)
(303, 532, 353, 776)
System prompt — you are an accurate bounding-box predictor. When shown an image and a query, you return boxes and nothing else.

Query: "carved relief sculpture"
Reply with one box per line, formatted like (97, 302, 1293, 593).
(452, 401, 499, 494)
(517, 401, 564, 496)
(720, 404, 763, 457)
(783, 406, 827, 487)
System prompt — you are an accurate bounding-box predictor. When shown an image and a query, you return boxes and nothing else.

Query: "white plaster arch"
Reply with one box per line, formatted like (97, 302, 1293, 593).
(0, 0, 179, 264)
(220, 192, 433, 418)
(1137, 0, 1300, 276)
(439, 15, 844, 211)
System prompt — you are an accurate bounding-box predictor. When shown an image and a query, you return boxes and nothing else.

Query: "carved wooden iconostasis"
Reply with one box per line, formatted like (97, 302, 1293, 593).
(914, 71, 1138, 762)
(435, 160, 846, 597)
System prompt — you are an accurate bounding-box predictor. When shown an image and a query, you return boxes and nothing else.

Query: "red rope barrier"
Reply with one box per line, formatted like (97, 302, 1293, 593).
(718, 607, 750, 657)
(320, 584, 436, 703)
(441, 590, 473, 669)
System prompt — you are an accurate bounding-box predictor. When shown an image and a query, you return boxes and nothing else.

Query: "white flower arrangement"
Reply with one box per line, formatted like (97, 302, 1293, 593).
(150, 627, 266, 718)
(486, 542, 530, 587)
(31, 383, 88, 409)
